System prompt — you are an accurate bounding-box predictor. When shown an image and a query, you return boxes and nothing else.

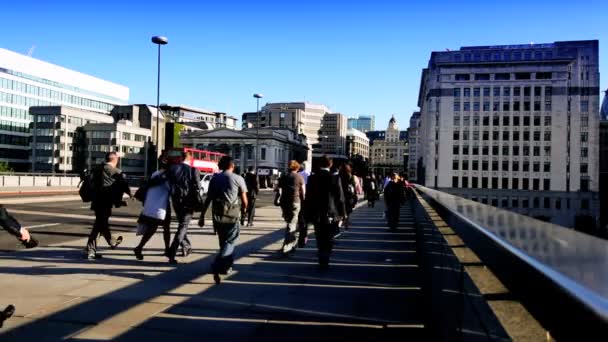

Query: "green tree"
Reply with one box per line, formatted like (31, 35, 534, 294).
(0, 162, 13, 172)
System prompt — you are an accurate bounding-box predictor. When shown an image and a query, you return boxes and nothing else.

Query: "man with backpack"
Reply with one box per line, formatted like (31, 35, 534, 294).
(199, 156, 248, 284)
(84, 152, 130, 260)
(166, 151, 202, 264)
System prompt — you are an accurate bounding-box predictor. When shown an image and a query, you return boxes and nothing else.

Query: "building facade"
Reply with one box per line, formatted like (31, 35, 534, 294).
(0, 48, 128, 171)
(346, 128, 370, 160)
(242, 102, 329, 168)
(315, 113, 348, 158)
(370, 116, 408, 176)
(347, 115, 375, 132)
(600, 90, 608, 232)
(407, 111, 421, 182)
(30, 106, 114, 173)
(160, 104, 238, 130)
(83, 121, 151, 176)
(415, 40, 600, 230)
(180, 127, 308, 187)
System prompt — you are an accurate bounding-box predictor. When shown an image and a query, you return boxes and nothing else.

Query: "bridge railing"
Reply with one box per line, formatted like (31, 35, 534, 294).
(414, 185, 608, 340)
(0, 172, 80, 187)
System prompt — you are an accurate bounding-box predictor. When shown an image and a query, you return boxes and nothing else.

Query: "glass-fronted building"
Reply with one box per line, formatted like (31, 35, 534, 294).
(0, 48, 128, 171)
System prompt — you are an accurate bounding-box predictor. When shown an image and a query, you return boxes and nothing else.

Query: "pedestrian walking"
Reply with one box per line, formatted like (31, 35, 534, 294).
(364, 174, 379, 208)
(384, 172, 405, 231)
(339, 162, 357, 230)
(133, 160, 172, 260)
(297, 162, 310, 247)
(84, 152, 130, 260)
(275, 160, 305, 255)
(165, 151, 202, 264)
(199, 156, 248, 284)
(243, 166, 259, 227)
(304, 155, 346, 270)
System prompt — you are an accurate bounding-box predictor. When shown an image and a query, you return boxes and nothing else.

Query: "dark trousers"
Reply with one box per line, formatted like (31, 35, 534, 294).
(246, 195, 256, 224)
(168, 209, 193, 258)
(212, 221, 240, 274)
(387, 204, 400, 230)
(314, 221, 338, 266)
(86, 206, 117, 254)
(297, 210, 308, 246)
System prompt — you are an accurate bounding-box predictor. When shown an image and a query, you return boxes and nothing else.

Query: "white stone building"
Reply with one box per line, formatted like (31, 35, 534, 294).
(370, 116, 408, 176)
(415, 40, 600, 229)
(346, 128, 370, 160)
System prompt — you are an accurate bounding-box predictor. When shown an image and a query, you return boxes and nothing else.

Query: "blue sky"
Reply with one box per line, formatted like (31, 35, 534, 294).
(2, 0, 607, 127)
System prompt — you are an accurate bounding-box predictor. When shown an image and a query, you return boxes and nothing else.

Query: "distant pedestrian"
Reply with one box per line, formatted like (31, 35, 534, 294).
(384, 172, 405, 231)
(243, 166, 259, 227)
(165, 151, 202, 264)
(275, 160, 305, 255)
(199, 156, 248, 284)
(133, 160, 172, 260)
(339, 162, 357, 230)
(84, 152, 130, 260)
(305, 155, 346, 270)
(364, 174, 379, 208)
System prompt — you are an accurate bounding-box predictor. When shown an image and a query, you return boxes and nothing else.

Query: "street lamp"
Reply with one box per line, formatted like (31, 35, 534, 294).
(152, 35, 168, 171)
(253, 93, 263, 174)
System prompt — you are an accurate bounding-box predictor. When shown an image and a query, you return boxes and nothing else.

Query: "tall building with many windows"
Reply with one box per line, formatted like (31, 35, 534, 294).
(415, 40, 600, 230)
(407, 111, 421, 181)
(347, 115, 375, 132)
(0, 48, 129, 170)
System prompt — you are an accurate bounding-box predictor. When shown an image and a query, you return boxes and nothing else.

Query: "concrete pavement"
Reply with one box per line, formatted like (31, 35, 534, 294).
(0, 197, 425, 341)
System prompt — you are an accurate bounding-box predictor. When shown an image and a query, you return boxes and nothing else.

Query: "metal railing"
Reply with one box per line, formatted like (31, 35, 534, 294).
(414, 185, 608, 340)
(0, 172, 81, 188)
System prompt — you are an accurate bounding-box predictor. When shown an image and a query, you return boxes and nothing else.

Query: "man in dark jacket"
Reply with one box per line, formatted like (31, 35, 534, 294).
(166, 151, 201, 264)
(304, 155, 346, 269)
(84, 152, 130, 259)
(384, 172, 405, 231)
(243, 167, 259, 227)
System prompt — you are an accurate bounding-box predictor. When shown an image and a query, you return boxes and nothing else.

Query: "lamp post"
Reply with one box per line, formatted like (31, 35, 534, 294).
(152, 35, 168, 171)
(253, 93, 263, 174)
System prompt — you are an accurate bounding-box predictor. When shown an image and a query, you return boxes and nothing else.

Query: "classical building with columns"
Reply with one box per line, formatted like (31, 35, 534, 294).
(180, 127, 308, 187)
(370, 116, 409, 176)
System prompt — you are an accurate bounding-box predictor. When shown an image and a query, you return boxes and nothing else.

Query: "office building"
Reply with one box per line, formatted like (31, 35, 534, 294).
(600, 90, 608, 232)
(347, 115, 375, 132)
(242, 102, 329, 167)
(160, 104, 238, 130)
(408, 111, 421, 181)
(370, 116, 408, 176)
(315, 113, 348, 158)
(415, 40, 600, 229)
(83, 120, 151, 175)
(346, 128, 370, 160)
(0, 48, 128, 170)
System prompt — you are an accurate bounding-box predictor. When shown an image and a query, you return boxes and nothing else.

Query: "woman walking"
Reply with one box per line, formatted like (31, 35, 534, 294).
(339, 163, 357, 230)
(275, 160, 305, 255)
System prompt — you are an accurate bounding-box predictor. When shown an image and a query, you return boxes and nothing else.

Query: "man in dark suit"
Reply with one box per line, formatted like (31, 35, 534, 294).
(305, 155, 346, 269)
(166, 151, 201, 264)
(85, 152, 130, 259)
(243, 166, 259, 227)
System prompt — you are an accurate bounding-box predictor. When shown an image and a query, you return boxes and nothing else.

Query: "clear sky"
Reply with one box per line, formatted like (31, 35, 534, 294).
(2, 0, 607, 128)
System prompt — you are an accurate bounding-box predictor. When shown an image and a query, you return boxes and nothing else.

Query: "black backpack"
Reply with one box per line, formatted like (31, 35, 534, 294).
(171, 165, 203, 211)
(79, 173, 95, 203)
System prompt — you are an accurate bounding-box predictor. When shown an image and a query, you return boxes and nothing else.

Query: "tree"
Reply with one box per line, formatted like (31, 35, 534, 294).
(0, 162, 13, 172)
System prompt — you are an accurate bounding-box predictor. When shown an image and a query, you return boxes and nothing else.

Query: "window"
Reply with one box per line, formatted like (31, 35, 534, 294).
(493, 87, 500, 97)
(544, 146, 552, 155)
(473, 102, 480, 111)
(533, 162, 540, 172)
(534, 87, 542, 97)
(482, 146, 489, 155)
(514, 117, 520, 126)
(453, 145, 459, 155)
(454, 116, 461, 126)
(502, 146, 509, 156)
(514, 87, 521, 97)
(483, 102, 490, 111)
(472, 160, 479, 170)
(473, 88, 481, 97)
(492, 177, 498, 189)
(503, 87, 510, 97)
(482, 161, 489, 171)
(580, 163, 588, 174)
(581, 101, 589, 112)
(536, 72, 552, 80)
(524, 101, 531, 111)
(452, 160, 459, 170)
(464, 102, 470, 111)
(581, 116, 588, 127)
(502, 178, 509, 189)
(493, 102, 500, 111)
(515, 72, 531, 80)
(544, 198, 551, 209)
(544, 116, 551, 126)
(503, 116, 510, 125)
(544, 179, 551, 190)
(544, 163, 551, 172)
(514, 102, 521, 111)
(261, 147, 266, 160)
(523, 162, 529, 172)
(581, 199, 590, 209)
(581, 179, 590, 192)
(454, 101, 461, 111)
(495, 73, 510, 80)
(544, 131, 551, 141)
(453, 131, 460, 140)
(453, 88, 461, 97)
(472, 177, 479, 188)
(581, 132, 588, 142)
(482, 178, 489, 188)
(533, 179, 540, 191)
(483, 87, 490, 97)
(513, 178, 519, 189)
(473, 146, 479, 155)
(452, 176, 459, 187)
(502, 161, 509, 171)
(456, 74, 470, 81)
(534, 101, 541, 111)
(502, 131, 509, 141)
(523, 178, 529, 190)
(534, 131, 541, 141)
(581, 147, 588, 158)
(523, 117, 530, 127)
(475, 74, 490, 81)
(524, 87, 531, 96)
(513, 146, 520, 155)
(492, 160, 499, 171)
(462, 177, 469, 188)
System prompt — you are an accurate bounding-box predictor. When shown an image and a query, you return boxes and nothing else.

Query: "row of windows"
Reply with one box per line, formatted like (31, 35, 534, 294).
(0, 147, 28, 159)
(121, 132, 147, 142)
(454, 115, 553, 127)
(454, 100, 557, 112)
(454, 86, 552, 98)
(452, 160, 589, 174)
(453, 145, 553, 157)
(0, 120, 29, 133)
(0, 134, 28, 146)
(453, 176, 552, 191)
(454, 130, 552, 142)
(0, 68, 125, 104)
(452, 49, 555, 63)
(0, 82, 114, 113)
(0, 106, 30, 120)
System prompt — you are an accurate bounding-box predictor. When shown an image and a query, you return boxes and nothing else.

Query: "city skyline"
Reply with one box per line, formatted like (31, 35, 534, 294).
(1, 0, 607, 126)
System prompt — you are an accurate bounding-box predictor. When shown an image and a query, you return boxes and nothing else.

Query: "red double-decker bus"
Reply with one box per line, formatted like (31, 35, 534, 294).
(164, 147, 225, 174)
